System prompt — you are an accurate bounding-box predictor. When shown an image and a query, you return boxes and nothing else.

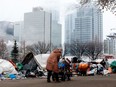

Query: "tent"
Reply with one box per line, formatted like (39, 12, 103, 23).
(21, 53, 48, 77)
(22, 52, 49, 70)
(0, 59, 18, 74)
(22, 52, 38, 71)
(34, 54, 50, 68)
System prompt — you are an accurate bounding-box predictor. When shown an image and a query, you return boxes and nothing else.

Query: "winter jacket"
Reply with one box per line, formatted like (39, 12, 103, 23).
(46, 49, 62, 73)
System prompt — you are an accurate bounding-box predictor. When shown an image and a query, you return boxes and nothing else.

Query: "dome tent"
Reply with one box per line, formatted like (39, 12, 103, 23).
(0, 59, 18, 74)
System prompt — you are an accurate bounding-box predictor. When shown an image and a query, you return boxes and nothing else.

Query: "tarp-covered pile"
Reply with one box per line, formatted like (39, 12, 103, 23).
(0, 59, 18, 74)
(110, 61, 116, 73)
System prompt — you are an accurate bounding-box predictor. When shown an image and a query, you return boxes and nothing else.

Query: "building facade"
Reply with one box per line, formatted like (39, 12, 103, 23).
(51, 20, 62, 47)
(65, 5, 103, 44)
(14, 21, 24, 42)
(22, 7, 51, 45)
(13, 7, 62, 48)
(104, 33, 116, 55)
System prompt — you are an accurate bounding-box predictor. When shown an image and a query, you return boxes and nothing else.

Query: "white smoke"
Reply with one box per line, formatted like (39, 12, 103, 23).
(38, 0, 80, 23)
(38, 0, 80, 12)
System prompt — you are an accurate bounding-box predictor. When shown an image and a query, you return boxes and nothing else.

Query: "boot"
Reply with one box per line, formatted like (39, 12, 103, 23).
(47, 79, 51, 83)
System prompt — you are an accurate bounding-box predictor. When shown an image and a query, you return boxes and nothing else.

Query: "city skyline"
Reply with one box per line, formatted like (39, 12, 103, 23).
(13, 7, 62, 47)
(0, 0, 116, 40)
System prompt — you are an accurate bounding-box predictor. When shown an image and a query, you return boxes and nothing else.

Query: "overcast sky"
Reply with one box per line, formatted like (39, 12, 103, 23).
(0, 0, 116, 39)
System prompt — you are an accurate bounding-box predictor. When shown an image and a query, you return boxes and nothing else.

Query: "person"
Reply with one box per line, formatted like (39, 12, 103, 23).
(64, 58, 71, 80)
(100, 58, 110, 70)
(100, 59, 106, 68)
(104, 58, 109, 70)
(58, 58, 66, 81)
(46, 48, 62, 82)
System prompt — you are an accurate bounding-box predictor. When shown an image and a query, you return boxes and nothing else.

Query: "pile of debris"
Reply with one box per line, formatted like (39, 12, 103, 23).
(0, 52, 47, 81)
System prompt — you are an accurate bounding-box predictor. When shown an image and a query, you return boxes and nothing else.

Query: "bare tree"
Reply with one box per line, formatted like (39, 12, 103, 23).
(26, 41, 51, 55)
(80, 0, 116, 14)
(70, 40, 87, 59)
(84, 41, 103, 60)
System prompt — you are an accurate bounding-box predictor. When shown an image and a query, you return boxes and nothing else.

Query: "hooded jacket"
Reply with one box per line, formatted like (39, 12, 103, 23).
(46, 49, 62, 73)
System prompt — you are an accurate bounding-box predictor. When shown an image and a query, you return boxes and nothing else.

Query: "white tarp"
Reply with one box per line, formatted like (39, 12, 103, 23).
(34, 54, 50, 68)
(34, 54, 116, 69)
(94, 59, 116, 64)
(34, 54, 75, 68)
(0, 59, 18, 74)
(94, 59, 103, 63)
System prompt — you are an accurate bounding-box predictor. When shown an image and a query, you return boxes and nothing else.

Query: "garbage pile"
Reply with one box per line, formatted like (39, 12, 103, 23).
(71, 58, 114, 76)
(1, 52, 116, 81)
(0, 52, 47, 81)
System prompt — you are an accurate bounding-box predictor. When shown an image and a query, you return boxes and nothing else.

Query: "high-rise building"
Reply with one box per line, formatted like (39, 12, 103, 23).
(14, 7, 62, 48)
(65, 5, 103, 44)
(104, 33, 116, 55)
(50, 10, 59, 22)
(22, 7, 51, 45)
(65, 10, 77, 44)
(50, 10, 62, 47)
(14, 21, 24, 42)
(51, 20, 62, 47)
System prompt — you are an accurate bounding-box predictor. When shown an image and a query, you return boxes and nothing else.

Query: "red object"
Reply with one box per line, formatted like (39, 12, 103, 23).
(9, 60, 17, 68)
(105, 55, 114, 59)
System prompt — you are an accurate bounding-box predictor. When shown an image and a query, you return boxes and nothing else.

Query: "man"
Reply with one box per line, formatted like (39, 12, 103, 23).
(46, 48, 62, 82)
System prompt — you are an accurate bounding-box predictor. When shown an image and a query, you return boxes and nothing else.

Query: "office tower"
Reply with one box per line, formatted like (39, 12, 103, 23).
(65, 10, 77, 44)
(51, 20, 62, 47)
(65, 5, 103, 44)
(22, 7, 51, 45)
(104, 33, 116, 55)
(14, 21, 24, 42)
(50, 10, 62, 47)
(13, 7, 62, 48)
(50, 10, 59, 22)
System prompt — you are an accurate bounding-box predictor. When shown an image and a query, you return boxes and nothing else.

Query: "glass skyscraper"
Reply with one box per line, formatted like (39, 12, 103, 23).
(65, 5, 103, 44)
(14, 7, 62, 47)
(22, 7, 51, 45)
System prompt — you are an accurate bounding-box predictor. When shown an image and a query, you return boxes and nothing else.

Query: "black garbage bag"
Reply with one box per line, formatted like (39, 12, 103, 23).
(72, 57, 78, 63)
(34, 70, 45, 77)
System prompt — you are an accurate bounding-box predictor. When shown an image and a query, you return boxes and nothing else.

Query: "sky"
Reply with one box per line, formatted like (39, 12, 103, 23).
(0, 0, 78, 21)
(0, 0, 116, 39)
